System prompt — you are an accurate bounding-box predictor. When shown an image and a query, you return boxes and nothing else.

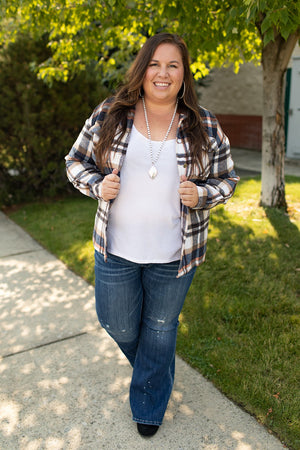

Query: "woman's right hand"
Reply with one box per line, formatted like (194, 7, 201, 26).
(101, 169, 120, 201)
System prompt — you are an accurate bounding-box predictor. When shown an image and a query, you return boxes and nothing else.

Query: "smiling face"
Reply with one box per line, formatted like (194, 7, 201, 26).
(142, 43, 184, 105)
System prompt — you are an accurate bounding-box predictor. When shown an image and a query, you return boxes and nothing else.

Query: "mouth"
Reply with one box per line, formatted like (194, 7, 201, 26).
(154, 82, 170, 87)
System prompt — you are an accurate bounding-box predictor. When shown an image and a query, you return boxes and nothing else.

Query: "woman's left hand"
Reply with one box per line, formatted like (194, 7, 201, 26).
(178, 175, 199, 208)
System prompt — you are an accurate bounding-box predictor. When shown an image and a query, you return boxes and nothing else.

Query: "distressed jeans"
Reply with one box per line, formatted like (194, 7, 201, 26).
(94, 250, 196, 426)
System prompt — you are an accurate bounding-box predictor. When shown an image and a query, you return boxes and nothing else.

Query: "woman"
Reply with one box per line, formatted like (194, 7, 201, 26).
(65, 33, 239, 437)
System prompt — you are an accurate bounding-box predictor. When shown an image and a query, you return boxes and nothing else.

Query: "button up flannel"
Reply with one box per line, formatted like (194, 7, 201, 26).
(65, 97, 239, 277)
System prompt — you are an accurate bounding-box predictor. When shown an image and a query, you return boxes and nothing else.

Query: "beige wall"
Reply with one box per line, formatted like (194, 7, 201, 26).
(196, 44, 300, 150)
(289, 42, 300, 64)
(197, 63, 263, 116)
(197, 43, 300, 117)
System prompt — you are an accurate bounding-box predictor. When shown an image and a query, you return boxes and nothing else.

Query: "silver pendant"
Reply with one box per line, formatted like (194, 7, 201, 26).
(148, 165, 158, 179)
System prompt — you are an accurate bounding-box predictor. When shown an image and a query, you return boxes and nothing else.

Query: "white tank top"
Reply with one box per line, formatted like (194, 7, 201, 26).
(106, 125, 182, 263)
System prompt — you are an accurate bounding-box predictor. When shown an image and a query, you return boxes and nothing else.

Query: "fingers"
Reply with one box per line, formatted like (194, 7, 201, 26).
(101, 169, 120, 201)
(178, 180, 198, 208)
(107, 168, 119, 182)
(180, 175, 188, 183)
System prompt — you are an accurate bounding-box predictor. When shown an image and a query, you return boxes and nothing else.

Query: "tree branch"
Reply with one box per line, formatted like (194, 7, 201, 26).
(279, 30, 300, 71)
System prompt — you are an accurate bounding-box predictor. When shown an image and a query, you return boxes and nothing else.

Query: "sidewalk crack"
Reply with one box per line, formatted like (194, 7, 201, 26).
(1, 332, 88, 359)
(0, 249, 43, 259)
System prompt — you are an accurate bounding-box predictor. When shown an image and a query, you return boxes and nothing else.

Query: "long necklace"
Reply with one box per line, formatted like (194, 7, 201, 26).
(142, 97, 178, 179)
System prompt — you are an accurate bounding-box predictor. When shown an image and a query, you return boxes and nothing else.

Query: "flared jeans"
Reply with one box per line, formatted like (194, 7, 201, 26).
(94, 250, 196, 426)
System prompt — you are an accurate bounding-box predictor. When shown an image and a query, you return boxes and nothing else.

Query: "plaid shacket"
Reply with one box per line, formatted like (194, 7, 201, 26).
(65, 97, 239, 277)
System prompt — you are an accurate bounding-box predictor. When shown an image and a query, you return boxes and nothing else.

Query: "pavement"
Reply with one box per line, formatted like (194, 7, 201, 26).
(1, 148, 297, 450)
(231, 148, 300, 177)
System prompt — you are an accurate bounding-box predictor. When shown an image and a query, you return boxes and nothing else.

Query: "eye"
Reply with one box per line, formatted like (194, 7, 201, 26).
(149, 63, 158, 67)
(169, 64, 178, 68)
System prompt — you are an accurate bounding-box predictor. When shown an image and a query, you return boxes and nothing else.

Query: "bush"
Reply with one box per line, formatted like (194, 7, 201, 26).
(0, 35, 109, 207)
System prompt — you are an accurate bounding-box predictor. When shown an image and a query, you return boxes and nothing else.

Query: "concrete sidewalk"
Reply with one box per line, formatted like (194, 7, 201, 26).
(231, 147, 300, 177)
(0, 212, 286, 449)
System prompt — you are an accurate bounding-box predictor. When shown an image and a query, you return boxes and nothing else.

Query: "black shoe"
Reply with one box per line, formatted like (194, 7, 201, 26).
(137, 423, 159, 437)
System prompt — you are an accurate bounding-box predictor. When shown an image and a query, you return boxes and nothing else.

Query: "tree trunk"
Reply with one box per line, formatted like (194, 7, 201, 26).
(260, 32, 299, 208)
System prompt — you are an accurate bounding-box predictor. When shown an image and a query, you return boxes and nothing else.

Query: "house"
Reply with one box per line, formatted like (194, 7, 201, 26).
(197, 43, 300, 159)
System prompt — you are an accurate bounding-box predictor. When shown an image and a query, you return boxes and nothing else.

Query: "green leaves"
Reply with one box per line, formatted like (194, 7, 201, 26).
(0, 0, 299, 83)
(244, 0, 300, 44)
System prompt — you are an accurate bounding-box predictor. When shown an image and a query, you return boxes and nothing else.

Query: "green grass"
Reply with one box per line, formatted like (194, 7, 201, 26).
(7, 176, 300, 449)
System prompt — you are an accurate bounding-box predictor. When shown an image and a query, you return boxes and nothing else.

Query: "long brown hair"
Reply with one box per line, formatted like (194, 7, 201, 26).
(95, 33, 210, 171)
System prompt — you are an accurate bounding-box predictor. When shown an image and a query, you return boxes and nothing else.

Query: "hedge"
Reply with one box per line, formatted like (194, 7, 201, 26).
(0, 35, 109, 207)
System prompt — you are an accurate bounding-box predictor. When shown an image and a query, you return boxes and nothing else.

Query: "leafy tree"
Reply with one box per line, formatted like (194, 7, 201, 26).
(163, 0, 300, 208)
(0, 35, 109, 206)
(1, 0, 299, 207)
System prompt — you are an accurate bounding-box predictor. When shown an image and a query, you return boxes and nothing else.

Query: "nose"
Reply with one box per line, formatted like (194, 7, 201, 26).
(158, 64, 169, 77)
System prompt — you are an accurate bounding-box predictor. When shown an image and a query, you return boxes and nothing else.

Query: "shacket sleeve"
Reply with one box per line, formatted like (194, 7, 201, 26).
(193, 113, 239, 210)
(65, 102, 105, 200)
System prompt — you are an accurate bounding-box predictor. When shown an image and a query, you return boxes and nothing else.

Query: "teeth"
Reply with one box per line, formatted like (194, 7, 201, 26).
(155, 82, 169, 87)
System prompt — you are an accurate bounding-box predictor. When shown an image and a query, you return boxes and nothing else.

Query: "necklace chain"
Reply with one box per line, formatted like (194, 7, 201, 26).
(142, 97, 178, 179)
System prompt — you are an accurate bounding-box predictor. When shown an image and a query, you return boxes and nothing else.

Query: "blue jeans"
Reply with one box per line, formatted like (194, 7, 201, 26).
(94, 251, 196, 426)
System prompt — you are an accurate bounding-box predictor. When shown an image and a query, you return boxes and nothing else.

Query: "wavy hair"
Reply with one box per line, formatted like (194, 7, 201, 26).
(95, 33, 210, 171)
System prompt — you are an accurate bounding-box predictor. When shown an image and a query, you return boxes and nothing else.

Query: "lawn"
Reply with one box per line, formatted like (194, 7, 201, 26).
(7, 175, 300, 449)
